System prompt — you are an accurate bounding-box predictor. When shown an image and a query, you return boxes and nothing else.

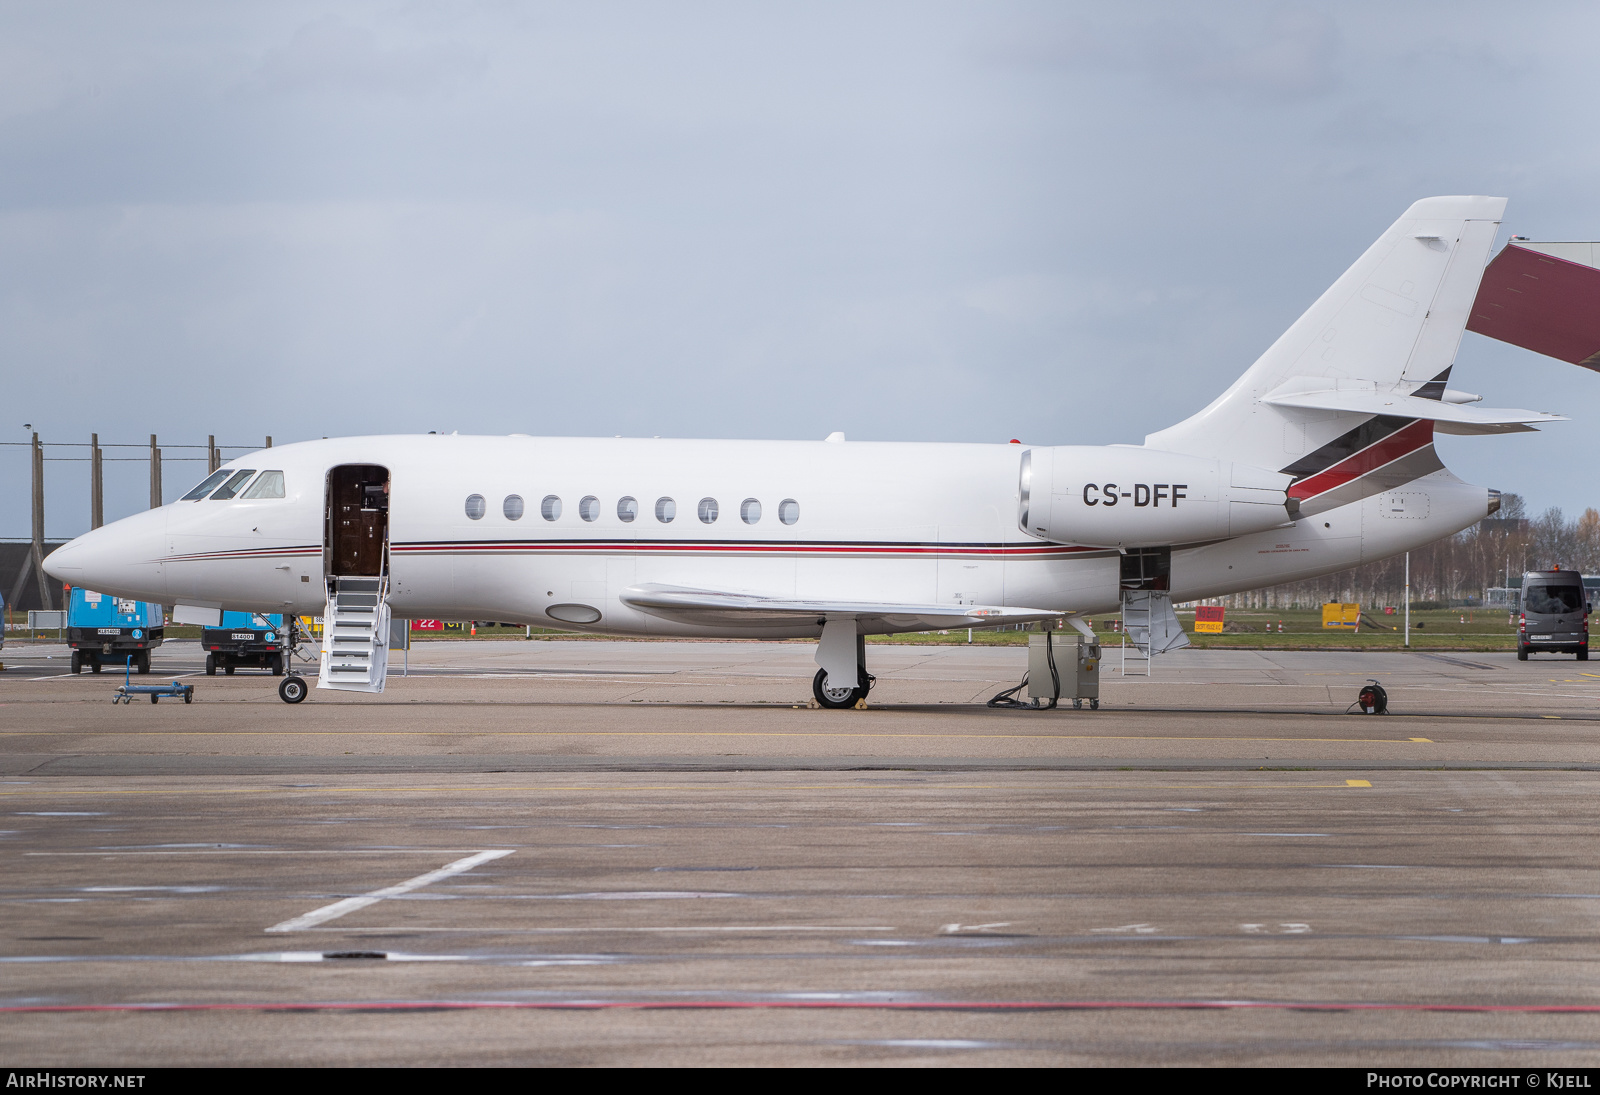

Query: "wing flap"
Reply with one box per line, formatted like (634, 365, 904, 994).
(620, 584, 1063, 632)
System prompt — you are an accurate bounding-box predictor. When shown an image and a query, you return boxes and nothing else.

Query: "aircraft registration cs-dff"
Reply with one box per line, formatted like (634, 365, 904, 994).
(44, 196, 1562, 706)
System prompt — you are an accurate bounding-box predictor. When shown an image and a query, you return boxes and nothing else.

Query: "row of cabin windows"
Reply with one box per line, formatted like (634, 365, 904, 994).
(465, 494, 799, 526)
(181, 468, 287, 501)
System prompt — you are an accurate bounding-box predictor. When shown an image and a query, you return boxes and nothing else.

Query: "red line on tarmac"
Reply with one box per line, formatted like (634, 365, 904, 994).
(5, 999, 1600, 1015)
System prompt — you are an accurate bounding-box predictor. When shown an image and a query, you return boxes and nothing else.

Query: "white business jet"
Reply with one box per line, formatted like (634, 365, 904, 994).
(44, 196, 1561, 706)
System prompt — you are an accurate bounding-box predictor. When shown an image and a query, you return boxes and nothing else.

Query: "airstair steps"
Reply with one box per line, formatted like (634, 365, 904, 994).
(317, 576, 390, 693)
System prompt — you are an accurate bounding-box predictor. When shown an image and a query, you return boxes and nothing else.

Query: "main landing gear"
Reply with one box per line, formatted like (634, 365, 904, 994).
(811, 630, 876, 709)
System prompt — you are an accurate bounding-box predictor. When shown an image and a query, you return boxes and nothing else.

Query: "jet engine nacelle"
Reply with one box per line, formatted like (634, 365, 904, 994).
(1019, 446, 1294, 548)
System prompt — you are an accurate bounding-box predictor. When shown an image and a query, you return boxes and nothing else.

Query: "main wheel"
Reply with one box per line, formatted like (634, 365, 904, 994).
(205, 654, 216, 676)
(279, 675, 308, 704)
(70, 651, 82, 674)
(812, 667, 863, 709)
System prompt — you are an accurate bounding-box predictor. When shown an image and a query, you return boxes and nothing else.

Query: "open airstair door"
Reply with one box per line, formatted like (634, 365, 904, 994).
(319, 464, 392, 694)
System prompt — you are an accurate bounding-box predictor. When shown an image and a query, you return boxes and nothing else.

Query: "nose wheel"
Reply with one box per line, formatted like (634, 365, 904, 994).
(278, 675, 308, 704)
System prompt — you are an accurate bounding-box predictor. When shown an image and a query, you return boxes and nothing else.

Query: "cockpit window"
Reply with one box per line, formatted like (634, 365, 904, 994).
(181, 469, 233, 501)
(208, 470, 257, 501)
(240, 471, 285, 499)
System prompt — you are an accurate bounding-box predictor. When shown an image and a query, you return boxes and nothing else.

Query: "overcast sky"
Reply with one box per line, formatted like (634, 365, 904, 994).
(4, 0, 1598, 539)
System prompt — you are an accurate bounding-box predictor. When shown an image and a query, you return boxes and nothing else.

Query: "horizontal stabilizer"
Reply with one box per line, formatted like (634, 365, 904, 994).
(621, 584, 1063, 632)
(1467, 243, 1600, 369)
(1261, 379, 1564, 435)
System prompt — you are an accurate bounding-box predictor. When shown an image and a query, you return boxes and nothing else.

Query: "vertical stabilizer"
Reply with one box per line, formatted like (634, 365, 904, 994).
(1145, 196, 1506, 470)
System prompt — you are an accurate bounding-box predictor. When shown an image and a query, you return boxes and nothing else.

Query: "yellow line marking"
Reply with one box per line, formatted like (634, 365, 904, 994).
(1541, 715, 1562, 719)
(1345, 780, 1372, 787)
(1408, 737, 1433, 742)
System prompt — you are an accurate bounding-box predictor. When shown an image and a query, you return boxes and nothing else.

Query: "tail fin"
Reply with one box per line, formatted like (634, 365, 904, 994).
(1145, 196, 1506, 472)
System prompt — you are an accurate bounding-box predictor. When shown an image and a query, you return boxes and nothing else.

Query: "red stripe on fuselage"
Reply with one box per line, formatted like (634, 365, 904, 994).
(160, 541, 1101, 564)
(1287, 419, 1434, 502)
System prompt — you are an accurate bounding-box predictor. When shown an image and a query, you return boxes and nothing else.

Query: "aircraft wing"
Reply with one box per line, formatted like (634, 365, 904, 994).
(619, 584, 1064, 631)
(1466, 242, 1600, 370)
(1260, 384, 1564, 435)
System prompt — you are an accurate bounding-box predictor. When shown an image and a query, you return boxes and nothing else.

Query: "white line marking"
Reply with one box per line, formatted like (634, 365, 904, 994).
(265, 849, 513, 933)
(289, 924, 896, 934)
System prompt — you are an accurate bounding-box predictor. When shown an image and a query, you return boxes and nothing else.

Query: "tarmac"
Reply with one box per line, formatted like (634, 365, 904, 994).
(1, 637, 1598, 1066)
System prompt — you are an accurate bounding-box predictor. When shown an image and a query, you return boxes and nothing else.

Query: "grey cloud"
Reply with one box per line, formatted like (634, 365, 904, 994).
(249, 14, 486, 96)
(2, 1, 1599, 538)
(1153, 8, 1341, 98)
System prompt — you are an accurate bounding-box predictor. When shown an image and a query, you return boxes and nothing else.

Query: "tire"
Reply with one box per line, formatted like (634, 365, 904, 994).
(270, 654, 284, 677)
(224, 663, 235, 676)
(183, 689, 193, 704)
(811, 667, 862, 709)
(205, 654, 216, 676)
(136, 651, 150, 675)
(150, 694, 159, 704)
(1517, 646, 1529, 661)
(91, 658, 102, 674)
(1579, 646, 1589, 662)
(279, 675, 308, 704)
(70, 651, 82, 674)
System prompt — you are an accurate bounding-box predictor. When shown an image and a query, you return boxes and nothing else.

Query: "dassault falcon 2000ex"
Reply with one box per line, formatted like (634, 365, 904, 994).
(44, 196, 1570, 706)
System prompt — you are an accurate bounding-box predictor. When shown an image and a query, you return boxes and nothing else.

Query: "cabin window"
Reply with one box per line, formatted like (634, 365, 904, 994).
(465, 494, 486, 520)
(617, 496, 638, 523)
(740, 498, 761, 524)
(779, 498, 799, 525)
(579, 495, 601, 522)
(541, 495, 562, 521)
(240, 471, 286, 499)
(181, 469, 232, 501)
(503, 494, 525, 520)
(209, 470, 257, 501)
(655, 497, 676, 523)
(698, 497, 719, 524)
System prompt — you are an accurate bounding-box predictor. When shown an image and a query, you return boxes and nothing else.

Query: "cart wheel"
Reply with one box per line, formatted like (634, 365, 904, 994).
(183, 689, 193, 704)
(71, 651, 82, 674)
(205, 655, 216, 676)
(1090, 699, 1099, 710)
(150, 694, 159, 704)
(279, 675, 308, 704)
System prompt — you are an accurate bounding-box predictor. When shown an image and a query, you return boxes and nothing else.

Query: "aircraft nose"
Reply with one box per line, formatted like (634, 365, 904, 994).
(43, 509, 170, 602)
